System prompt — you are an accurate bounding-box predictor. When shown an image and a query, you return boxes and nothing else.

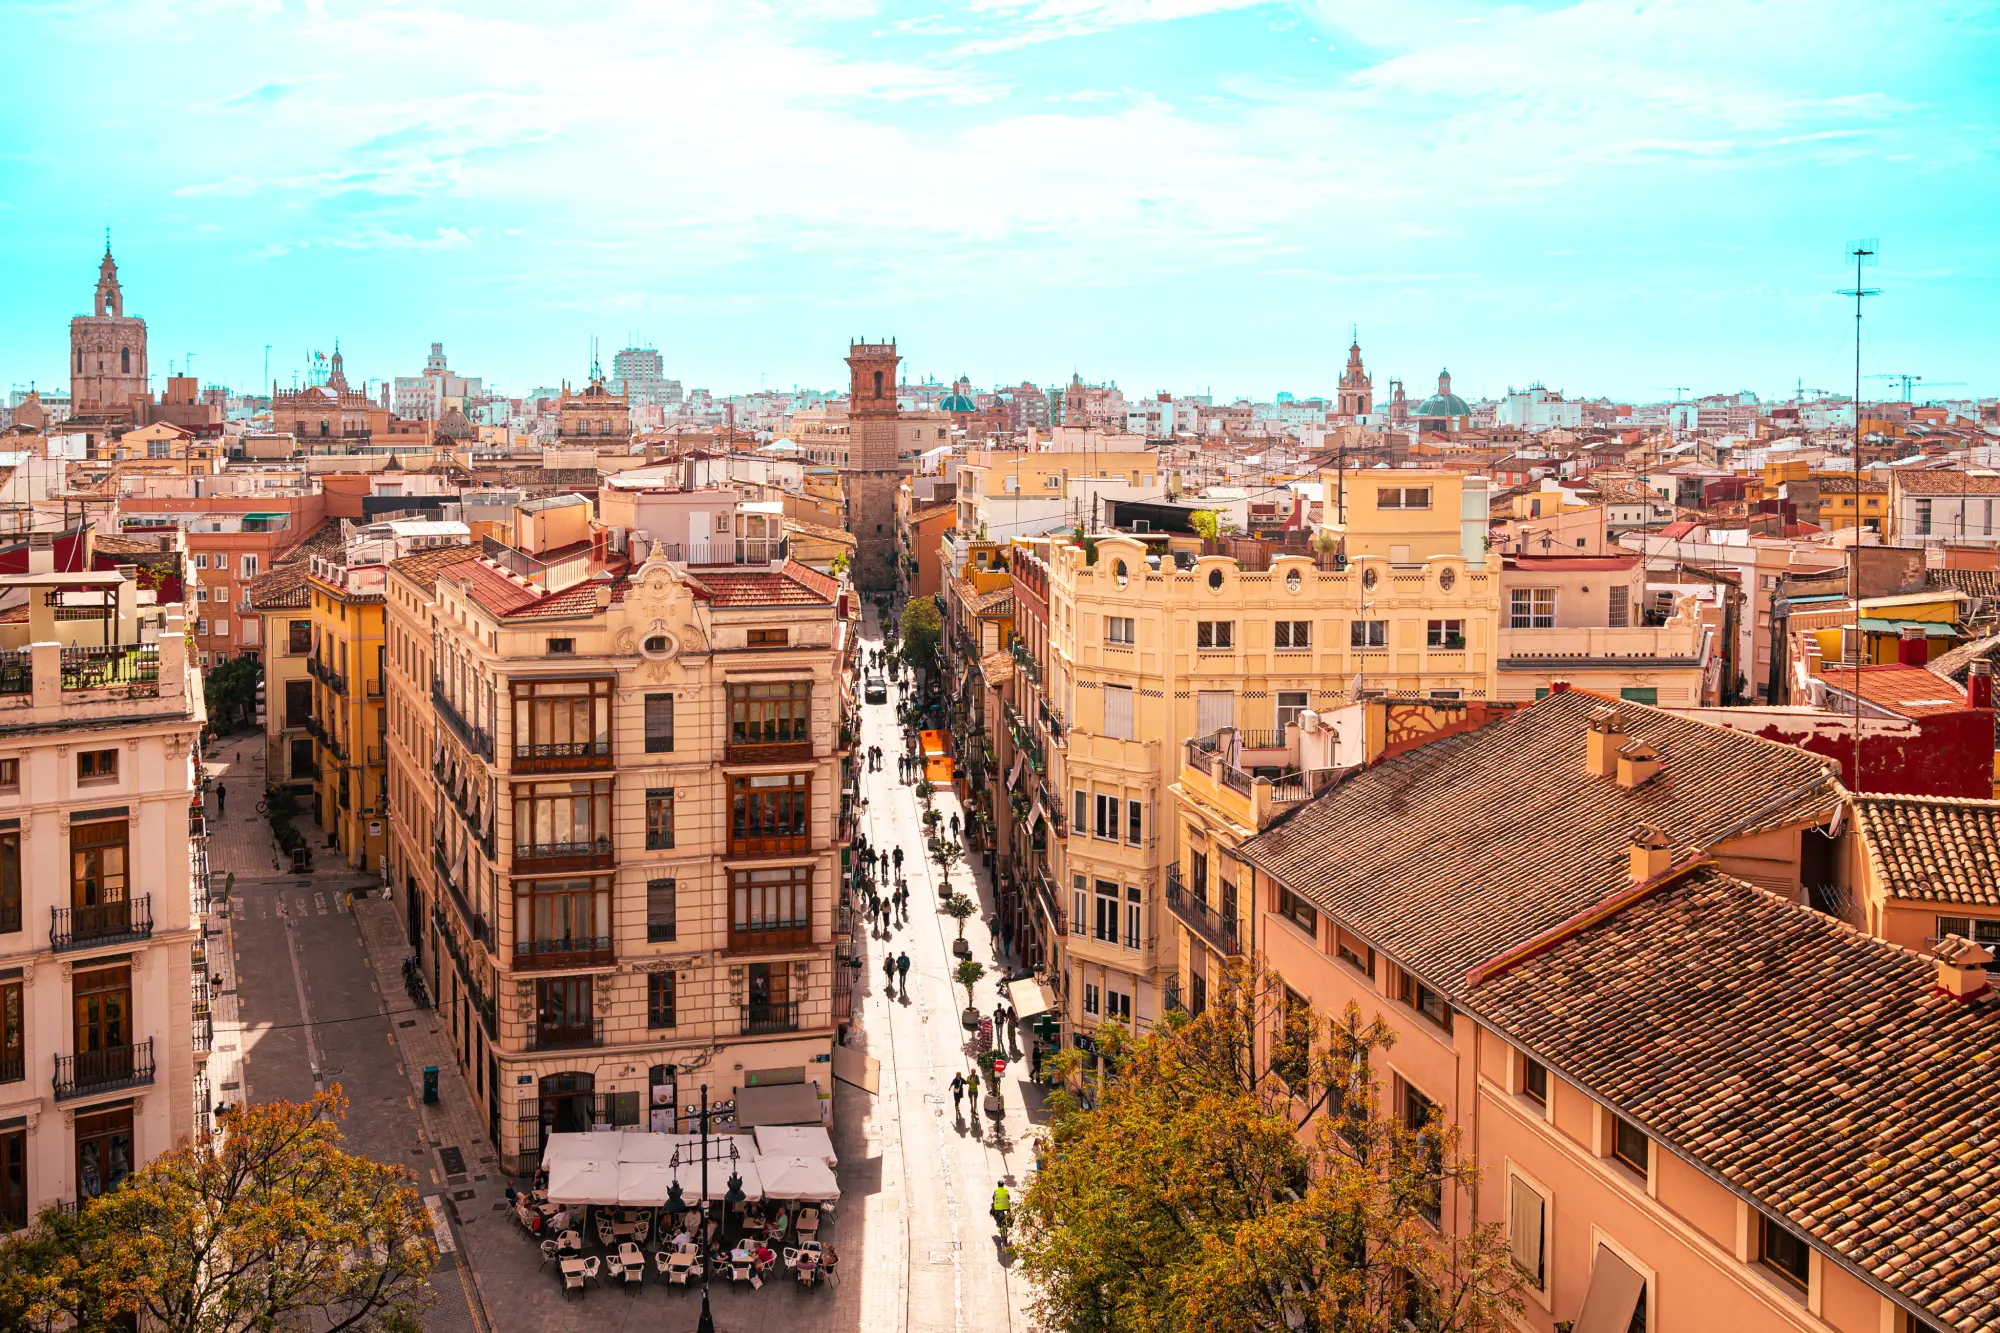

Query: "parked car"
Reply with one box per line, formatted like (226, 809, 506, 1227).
(864, 674, 888, 703)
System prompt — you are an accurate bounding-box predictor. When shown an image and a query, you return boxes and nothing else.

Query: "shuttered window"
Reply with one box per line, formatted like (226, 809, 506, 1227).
(1195, 691, 1233, 737)
(1102, 685, 1134, 740)
(1509, 1176, 1545, 1287)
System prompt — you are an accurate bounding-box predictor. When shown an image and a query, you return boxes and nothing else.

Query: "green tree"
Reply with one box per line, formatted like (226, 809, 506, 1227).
(830, 551, 851, 576)
(1189, 509, 1222, 541)
(943, 892, 976, 940)
(1018, 958, 1522, 1333)
(955, 958, 985, 1014)
(0, 1089, 438, 1332)
(201, 655, 263, 733)
(899, 596, 942, 677)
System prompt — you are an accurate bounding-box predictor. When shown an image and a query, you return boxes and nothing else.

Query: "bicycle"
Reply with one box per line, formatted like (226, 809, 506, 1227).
(254, 798, 270, 816)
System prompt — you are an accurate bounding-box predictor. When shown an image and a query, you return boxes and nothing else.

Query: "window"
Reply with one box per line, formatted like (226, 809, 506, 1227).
(0, 759, 15, 790)
(0, 1126, 21, 1229)
(1335, 927, 1374, 979)
(73, 964, 130, 1074)
(0, 979, 19, 1081)
(644, 634, 668, 653)
(647, 878, 677, 942)
(534, 976, 594, 1046)
(1508, 1176, 1546, 1288)
(546, 638, 575, 655)
(214, 618, 230, 639)
(729, 865, 812, 949)
(1106, 616, 1135, 646)
(747, 628, 789, 647)
(731, 772, 810, 853)
(645, 789, 675, 850)
(1196, 621, 1234, 650)
(1618, 687, 1658, 706)
(1427, 619, 1465, 648)
(78, 749, 118, 782)
(1612, 1115, 1649, 1174)
(194, 554, 209, 571)
(0, 833, 16, 933)
(75, 1104, 133, 1201)
(1094, 793, 1120, 842)
(1522, 1055, 1548, 1104)
(514, 876, 612, 967)
(1093, 879, 1120, 943)
(1403, 1082, 1442, 1226)
(1760, 1213, 1811, 1289)
(1125, 886, 1142, 949)
(285, 679, 311, 728)
(648, 971, 677, 1028)
(1510, 588, 1557, 629)
(1350, 620, 1387, 649)
(1608, 585, 1629, 627)
(1195, 690, 1234, 736)
(196, 586, 208, 603)
(1915, 498, 1932, 535)
(1378, 486, 1431, 510)
(240, 554, 259, 578)
(1072, 874, 1087, 938)
(1402, 971, 1450, 1028)
(1083, 983, 1100, 1016)
(644, 694, 674, 753)
(1126, 799, 1143, 847)
(1277, 887, 1318, 937)
(1104, 988, 1132, 1022)
(729, 681, 812, 748)
(72, 821, 128, 912)
(1273, 620, 1310, 650)
(1102, 684, 1134, 740)
(512, 779, 612, 861)
(288, 620, 311, 654)
(511, 678, 611, 764)
(1934, 915, 2000, 948)
(1072, 789, 1087, 837)
(1275, 690, 1310, 733)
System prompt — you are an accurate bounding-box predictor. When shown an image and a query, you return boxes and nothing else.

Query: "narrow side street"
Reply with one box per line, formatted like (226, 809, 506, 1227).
(209, 606, 1042, 1332)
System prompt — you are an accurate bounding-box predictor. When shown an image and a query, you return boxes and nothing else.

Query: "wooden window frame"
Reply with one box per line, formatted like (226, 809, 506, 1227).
(730, 772, 811, 857)
(728, 865, 812, 953)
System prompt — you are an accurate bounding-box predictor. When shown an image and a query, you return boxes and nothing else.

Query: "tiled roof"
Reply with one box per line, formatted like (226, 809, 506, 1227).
(688, 559, 837, 608)
(1815, 664, 1974, 719)
(1505, 553, 1641, 572)
(386, 543, 481, 595)
(1468, 867, 2000, 1333)
(784, 518, 855, 548)
(1927, 567, 2000, 600)
(969, 585, 1014, 617)
(1854, 794, 2000, 906)
(1894, 471, 2000, 496)
(276, 517, 345, 566)
(245, 565, 310, 611)
(1233, 689, 1838, 992)
(979, 650, 1015, 687)
(1927, 632, 2000, 683)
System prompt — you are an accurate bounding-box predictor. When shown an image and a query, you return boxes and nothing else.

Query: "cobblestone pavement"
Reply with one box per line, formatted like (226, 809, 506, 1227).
(206, 602, 1047, 1332)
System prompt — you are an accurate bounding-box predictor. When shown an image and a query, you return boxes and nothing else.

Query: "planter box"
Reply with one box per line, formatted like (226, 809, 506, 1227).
(952, 938, 971, 959)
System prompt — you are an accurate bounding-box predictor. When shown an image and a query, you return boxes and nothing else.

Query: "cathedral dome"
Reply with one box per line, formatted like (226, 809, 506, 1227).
(1415, 391, 1470, 418)
(938, 392, 976, 414)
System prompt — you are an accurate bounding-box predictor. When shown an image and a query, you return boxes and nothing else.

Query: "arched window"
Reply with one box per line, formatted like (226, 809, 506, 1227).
(120, 348, 130, 373)
(873, 370, 883, 400)
(75, 348, 82, 372)
(319, 421, 330, 437)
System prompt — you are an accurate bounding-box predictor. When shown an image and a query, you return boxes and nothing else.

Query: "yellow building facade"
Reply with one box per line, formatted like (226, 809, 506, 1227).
(304, 535, 393, 872)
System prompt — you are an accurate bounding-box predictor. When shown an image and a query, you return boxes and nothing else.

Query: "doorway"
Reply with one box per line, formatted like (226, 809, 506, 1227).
(538, 1071, 595, 1150)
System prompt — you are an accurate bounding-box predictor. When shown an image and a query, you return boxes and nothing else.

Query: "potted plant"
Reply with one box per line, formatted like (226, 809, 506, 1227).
(979, 1046, 1009, 1117)
(932, 835, 961, 895)
(956, 959, 985, 1029)
(943, 895, 976, 957)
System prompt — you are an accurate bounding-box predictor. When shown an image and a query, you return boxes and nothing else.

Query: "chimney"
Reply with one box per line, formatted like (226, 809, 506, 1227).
(1615, 739, 1662, 789)
(28, 533, 53, 575)
(1898, 624, 1928, 668)
(1627, 823, 1672, 884)
(1586, 705, 1626, 779)
(1969, 660, 1993, 710)
(1933, 935, 1993, 1002)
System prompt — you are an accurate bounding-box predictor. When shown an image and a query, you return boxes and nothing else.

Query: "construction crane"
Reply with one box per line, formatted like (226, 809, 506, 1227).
(1652, 385, 1692, 403)
(1866, 373, 1967, 402)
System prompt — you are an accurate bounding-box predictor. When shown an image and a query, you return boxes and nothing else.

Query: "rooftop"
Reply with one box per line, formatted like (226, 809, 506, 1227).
(1853, 793, 2000, 907)
(1814, 664, 1978, 719)
(1892, 471, 2000, 496)
(1469, 867, 2000, 1333)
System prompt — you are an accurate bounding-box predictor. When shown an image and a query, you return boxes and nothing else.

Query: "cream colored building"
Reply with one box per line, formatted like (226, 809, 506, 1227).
(0, 545, 204, 1224)
(1496, 551, 1717, 706)
(385, 504, 857, 1171)
(1046, 470, 1499, 1042)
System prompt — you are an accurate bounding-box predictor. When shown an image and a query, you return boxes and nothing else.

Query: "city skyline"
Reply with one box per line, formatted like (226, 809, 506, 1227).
(2, 0, 1996, 403)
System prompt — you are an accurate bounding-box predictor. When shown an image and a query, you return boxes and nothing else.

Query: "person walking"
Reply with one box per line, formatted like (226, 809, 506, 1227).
(213, 784, 226, 818)
(892, 846, 904, 874)
(992, 1002, 1007, 1043)
(1005, 1003, 1019, 1052)
(896, 951, 911, 997)
(949, 1071, 966, 1117)
(883, 954, 896, 991)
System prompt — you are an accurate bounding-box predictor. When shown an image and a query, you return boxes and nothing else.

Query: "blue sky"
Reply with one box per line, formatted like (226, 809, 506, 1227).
(3, 0, 1996, 404)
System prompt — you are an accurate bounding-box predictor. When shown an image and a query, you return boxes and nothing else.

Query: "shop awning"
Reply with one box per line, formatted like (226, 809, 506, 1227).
(1006, 754, 1026, 791)
(832, 1045, 881, 1095)
(1027, 802, 1045, 834)
(735, 1082, 823, 1129)
(1008, 977, 1056, 1020)
(1856, 618, 1958, 637)
(1571, 1245, 1647, 1333)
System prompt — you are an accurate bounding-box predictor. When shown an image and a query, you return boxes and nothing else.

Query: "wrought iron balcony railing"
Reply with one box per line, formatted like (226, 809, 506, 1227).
(51, 896, 153, 952)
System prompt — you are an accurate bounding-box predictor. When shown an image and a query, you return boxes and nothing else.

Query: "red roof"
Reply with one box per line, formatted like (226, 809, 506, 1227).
(1505, 552, 1641, 572)
(690, 560, 838, 608)
(1818, 664, 1976, 718)
(1657, 520, 1699, 540)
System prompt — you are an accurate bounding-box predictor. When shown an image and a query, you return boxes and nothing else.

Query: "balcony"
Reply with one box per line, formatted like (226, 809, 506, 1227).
(528, 1019, 605, 1053)
(0, 649, 31, 695)
(513, 936, 614, 972)
(51, 896, 153, 952)
(60, 644, 159, 694)
(729, 831, 813, 859)
(431, 682, 494, 762)
(727, 925, 813, 955)
(1165, 870, 1241, 957)
(741, 1000, 801, 1035)
(306, 656, 347, 696)
(511, 835, 613, 873)
(511, 741, 612, 774)
(725, 738, 815, 766)
(54, 1039, 155, 1101)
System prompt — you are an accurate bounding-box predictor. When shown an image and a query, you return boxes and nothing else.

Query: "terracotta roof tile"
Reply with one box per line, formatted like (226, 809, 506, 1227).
(245, 565, 310, 611)
(1927, 567, 2000, 600)
(386, 543, 481, 595)
(687, 559, 836, 608)
(1855, 794, 2000, 906)
(1894, 471, 2000, 496)
(1816, 664, 1977, 719)
(1469, 868, 2000, 1333)
(1233, 689, 1838, 992)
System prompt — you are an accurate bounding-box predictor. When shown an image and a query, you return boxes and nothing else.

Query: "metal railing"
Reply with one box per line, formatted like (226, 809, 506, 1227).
(512, 936, 614, 971)
(0, 1051, 22, 1084)
(60, 644, 158, 692)
(54, 1039, 155, 1101)
(528, 1019, 604, 1052)
(0, 649, 30, 695)
(431, 682, 494, 761)
(742, 1000, 801, 1035)
(1165, 872, 1241, 956)
(512, 835, 613, 866)
(511, 740, 612, 773)
(306, 656, 346, 695)
(51, 896, 153, 952)
(645, 537, 792, 567)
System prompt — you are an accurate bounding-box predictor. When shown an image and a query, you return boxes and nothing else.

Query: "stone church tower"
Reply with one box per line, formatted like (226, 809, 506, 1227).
(842, 340, 904, 593)
(70, 242, 148, 420)
(1336, 333, 1373, 420)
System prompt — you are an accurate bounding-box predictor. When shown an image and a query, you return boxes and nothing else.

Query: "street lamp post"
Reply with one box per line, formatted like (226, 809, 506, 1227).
(666, 1083, 744, 1333)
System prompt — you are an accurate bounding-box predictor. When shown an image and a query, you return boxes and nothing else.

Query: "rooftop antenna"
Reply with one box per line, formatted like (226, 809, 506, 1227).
(1836, 237, 1880, 790)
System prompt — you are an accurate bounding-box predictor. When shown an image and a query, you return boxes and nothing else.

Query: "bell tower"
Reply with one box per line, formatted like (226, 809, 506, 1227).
(70, 238, 148, 420)
(842, 340, 905, 591)
(1336, 330, 1373, 420)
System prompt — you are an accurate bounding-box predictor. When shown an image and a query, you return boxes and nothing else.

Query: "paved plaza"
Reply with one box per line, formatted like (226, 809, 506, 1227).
(211, 610, 1044, 1332)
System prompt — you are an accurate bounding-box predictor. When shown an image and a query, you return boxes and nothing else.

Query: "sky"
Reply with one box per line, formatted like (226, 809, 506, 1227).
(3, 0, 1997, 406)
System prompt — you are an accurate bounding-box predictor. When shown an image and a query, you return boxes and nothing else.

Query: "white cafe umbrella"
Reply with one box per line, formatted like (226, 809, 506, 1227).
(757, 1154, 840, 1204)
(544, 1157, 621, 1207)
(617, 1159, 678, 1207)
(751, 1124, 837, 1168)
